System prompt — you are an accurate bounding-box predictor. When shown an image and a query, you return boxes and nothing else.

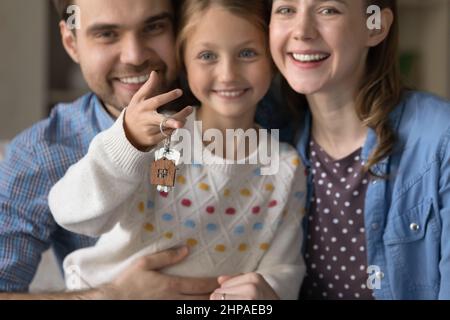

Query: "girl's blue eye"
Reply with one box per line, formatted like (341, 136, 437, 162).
(239, 49, 257, 59)
(199, 52, 217, 61)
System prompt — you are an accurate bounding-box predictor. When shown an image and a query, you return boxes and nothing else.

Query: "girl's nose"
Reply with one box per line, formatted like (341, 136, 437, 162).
(218, 57, 239, 83)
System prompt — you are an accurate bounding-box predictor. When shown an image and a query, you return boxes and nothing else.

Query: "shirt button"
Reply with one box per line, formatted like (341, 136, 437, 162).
(371, 223, 379, 230)
(375, 271, 385, 279)
(410, 223, 420, 232)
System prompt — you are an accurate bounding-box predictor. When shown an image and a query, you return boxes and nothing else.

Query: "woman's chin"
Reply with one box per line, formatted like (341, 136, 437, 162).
(288, 81, 323, 96)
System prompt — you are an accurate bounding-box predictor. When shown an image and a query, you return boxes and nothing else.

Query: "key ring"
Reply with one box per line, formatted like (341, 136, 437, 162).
(160, 117, 172, 153)
(160, 117, 171, 138)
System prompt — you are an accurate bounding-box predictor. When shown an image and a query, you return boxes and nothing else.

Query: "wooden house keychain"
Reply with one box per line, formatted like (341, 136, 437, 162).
(150, 117, 180, 193)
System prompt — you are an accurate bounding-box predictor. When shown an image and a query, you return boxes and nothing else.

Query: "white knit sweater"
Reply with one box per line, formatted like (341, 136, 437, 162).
(48, 108, 307, 299)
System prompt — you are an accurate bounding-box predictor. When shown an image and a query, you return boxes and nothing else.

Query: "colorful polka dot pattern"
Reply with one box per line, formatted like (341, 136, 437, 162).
(199, 183, 210, 191)
(186, 238, 198, 247)
(144, 223, 154, 232)
(177, 175, 186, 184)
(136, 154, 305, 262)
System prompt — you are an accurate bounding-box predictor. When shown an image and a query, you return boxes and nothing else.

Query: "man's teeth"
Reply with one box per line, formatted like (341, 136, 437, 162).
(119, 75, 150, 84)
(216, 90, 245, 98)
(292, 53, 329, 62)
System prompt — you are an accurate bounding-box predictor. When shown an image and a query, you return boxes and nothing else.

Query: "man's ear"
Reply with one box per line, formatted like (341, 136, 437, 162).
(367, 8, 394, 48)
(59, 20, 80, 64)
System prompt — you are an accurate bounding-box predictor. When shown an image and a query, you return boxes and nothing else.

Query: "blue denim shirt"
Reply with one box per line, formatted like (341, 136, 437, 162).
(296, 91, 450, 299)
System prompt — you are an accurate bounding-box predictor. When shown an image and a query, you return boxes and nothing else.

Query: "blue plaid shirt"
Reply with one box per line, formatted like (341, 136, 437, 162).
(0, 93, 113, 292)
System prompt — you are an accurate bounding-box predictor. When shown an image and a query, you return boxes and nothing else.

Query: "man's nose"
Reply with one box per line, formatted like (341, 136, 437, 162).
(119, 34, 149, 66)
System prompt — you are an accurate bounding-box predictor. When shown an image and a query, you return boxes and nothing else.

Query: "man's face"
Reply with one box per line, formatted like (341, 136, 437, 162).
(62, 0, 177, 116)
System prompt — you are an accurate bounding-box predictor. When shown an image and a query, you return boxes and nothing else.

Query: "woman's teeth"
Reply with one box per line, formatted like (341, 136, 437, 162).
(119, 75, 150, 84)
(292, 53, 329, 62)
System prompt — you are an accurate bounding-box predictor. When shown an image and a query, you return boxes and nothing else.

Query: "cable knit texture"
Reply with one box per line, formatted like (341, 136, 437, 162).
(49, 108, 307, 299)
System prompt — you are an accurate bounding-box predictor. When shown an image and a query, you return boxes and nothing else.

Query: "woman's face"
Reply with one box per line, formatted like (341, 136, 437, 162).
(270, 0, 373, 96)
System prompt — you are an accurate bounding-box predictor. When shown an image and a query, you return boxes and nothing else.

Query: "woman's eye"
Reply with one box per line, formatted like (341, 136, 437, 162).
(239, 49, 257, 59)
(199, 52, 217, 61)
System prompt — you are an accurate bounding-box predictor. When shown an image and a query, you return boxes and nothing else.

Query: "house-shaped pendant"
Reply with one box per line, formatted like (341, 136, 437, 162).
(150, 157, 177, 188)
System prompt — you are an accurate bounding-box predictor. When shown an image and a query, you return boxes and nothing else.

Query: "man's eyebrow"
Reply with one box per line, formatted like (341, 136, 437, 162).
(86, 12, 173, 34)
(273, 0, 347, 4)
(143, 12, 173, 25)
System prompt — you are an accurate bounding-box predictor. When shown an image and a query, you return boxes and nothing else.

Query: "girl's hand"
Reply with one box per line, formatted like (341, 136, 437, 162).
(209, 272, 280, 300)
(124, 71, 193, 151)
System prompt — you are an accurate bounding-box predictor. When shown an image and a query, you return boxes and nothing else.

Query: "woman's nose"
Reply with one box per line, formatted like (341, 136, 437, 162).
(293, 11, 318, 41)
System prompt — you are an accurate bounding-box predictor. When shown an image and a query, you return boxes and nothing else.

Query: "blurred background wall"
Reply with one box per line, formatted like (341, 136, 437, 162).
(0, 0, 48, 140)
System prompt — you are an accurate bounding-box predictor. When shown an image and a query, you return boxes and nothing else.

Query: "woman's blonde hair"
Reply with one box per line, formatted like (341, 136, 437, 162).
(281, 0, 403, 175)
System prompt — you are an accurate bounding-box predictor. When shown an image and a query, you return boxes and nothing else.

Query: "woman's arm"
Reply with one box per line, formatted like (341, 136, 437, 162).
(438, 130, 450, 299)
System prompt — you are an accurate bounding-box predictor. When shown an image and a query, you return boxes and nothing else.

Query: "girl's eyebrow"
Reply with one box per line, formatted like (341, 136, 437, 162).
(197, 40, 257, 48)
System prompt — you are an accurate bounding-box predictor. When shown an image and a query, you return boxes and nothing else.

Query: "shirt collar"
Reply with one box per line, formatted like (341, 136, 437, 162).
(92, 94, 115, 131)
(296, 96, 406, 175)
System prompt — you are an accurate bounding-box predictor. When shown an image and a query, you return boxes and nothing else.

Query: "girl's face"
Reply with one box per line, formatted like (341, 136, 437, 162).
(184, 6, 272, 119)
(270, 0, 374, 96)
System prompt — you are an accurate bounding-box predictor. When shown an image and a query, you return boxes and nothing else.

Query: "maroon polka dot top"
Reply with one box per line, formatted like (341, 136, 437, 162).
(300, 140, 374, 300)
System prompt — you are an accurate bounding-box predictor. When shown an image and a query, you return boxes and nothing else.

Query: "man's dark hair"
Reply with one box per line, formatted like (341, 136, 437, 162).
(53, 0, 182, 22)
(52, 0, 73, 21)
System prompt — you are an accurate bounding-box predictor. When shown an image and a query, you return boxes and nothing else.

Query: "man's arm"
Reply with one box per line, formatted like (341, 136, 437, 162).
(0, 135, 56, 292)
(0, 247, 219, 300)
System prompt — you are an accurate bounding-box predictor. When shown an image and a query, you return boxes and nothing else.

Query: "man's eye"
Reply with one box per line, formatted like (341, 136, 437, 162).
(199, 52, 217, 61)
(239, 49, 257, 59)
(319, 8, 340, 15)
(275, 7, 295, 15)
(143, 22, 166, 34)
(96, 31, 117, 39)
